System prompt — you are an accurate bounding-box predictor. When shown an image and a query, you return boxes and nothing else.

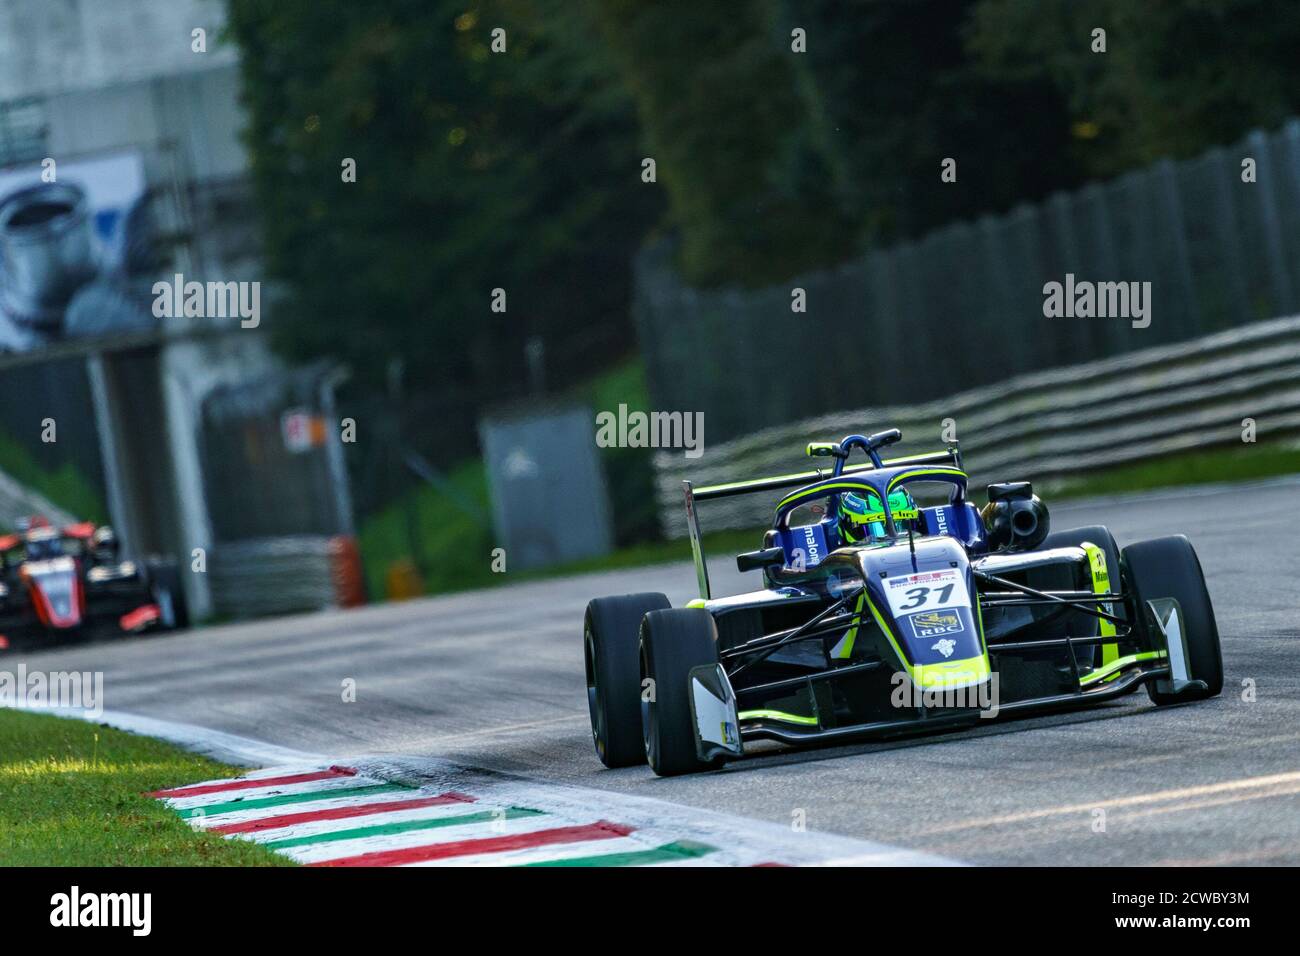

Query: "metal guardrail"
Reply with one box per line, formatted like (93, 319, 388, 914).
(654, 314, 1300, 538)
(208, 535, 364, 619)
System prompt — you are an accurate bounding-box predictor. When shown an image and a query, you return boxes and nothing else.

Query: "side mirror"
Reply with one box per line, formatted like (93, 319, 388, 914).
(736, 546, 786, 573)
(862, 428, 903, 451)
(805, 442, 839, 458)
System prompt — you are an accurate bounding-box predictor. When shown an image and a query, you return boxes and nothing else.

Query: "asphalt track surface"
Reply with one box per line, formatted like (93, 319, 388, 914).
(14, 479, 1300, 865)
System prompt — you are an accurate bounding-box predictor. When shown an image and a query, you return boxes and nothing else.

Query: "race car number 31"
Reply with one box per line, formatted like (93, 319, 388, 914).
(883, 569, 970, 617)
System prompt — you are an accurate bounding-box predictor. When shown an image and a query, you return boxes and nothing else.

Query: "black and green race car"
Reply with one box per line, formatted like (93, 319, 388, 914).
(583, 428, 1223, 776)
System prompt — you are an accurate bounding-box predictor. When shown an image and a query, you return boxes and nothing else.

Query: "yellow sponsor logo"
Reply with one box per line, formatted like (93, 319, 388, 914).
(913, 610, 959, 629)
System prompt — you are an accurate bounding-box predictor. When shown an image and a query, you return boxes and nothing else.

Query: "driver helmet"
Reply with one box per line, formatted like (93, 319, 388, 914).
(92, 525, 119, 558)
(25, 526, 62, 561)
(837, 489, 919, 544)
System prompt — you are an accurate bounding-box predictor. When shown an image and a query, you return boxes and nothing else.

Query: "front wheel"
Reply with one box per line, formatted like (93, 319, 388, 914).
(1038, 524, 1124, 667)
(640, 608, 723, 777)
(148, 560, 190, 630)
(585, 592, 670, 768)
(1121, 535, 1222, 705)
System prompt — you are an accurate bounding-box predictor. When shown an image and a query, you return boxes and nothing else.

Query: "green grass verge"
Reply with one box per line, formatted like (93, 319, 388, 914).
(579, 355, 650, 415)
(355, 453, 744, 597)
(360, 478, 763, 597)
(358, 356, 662, 598)
(1046, 439, 1300, 500)
(0, 428, 107, 529)
(357, 458, 494, 600)
(0, 709, 291, 866)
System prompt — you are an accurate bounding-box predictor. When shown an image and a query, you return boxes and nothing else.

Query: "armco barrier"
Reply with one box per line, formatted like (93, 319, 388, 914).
(209, 534, 365, 618)
(653, 314, 1300, 538)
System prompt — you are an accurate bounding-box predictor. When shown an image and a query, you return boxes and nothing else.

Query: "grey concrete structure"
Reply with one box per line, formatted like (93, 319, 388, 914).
(0, 0, 278, 617)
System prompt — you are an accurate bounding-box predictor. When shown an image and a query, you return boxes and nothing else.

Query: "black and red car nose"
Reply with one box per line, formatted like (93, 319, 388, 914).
(21, 560, 84, 629)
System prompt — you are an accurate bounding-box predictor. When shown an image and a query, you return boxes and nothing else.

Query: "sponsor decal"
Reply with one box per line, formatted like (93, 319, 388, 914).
(802, 525, 822, 566)
(931, 638, 957, 658)
(909, 609, 966, 639)
(884, 568, 970, 618)
(721, 721, 738, 745)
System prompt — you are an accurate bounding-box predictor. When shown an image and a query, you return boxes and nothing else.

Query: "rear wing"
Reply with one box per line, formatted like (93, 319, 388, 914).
(683, 445, 962, 600)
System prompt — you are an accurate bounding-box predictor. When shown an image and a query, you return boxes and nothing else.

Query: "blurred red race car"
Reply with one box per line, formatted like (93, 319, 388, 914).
(0, 516, 188, 649)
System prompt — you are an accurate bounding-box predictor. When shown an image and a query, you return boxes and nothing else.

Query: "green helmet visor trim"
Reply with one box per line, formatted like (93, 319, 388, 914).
(839, 490, 918, 541)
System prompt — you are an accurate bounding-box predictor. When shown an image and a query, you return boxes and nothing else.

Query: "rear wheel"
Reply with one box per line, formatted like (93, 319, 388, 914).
(584, 592, 670, 768)
(639, 608, 722, 777)
(1121, 535, 1222, 704)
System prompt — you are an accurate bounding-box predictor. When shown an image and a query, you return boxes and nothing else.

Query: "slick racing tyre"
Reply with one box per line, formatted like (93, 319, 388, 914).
(639, 607, 723, 777)
(147, 560, 190, 630)
(1121, 535, 1223, 705)
(584, 592, 670, 768)
(1039, 525, 1124, 667)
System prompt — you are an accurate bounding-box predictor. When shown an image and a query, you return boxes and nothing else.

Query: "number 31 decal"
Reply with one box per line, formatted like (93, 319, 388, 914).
(885, 570, 969, 617)
(899, 583, 955, 610)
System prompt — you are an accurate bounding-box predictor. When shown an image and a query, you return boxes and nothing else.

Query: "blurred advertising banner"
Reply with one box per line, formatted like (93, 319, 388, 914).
(0, 150, 154, 353)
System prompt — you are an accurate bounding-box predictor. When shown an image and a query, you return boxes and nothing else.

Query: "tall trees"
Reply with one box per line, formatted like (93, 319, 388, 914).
(968, 0, 1300, 178)
(227, 0, 659, 421)
(227, 0, 1300, 452)
(588, 0, 854, 286)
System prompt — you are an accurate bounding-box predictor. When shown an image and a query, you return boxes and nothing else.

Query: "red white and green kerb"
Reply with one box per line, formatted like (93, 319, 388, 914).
(152, 764, 722, 867)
